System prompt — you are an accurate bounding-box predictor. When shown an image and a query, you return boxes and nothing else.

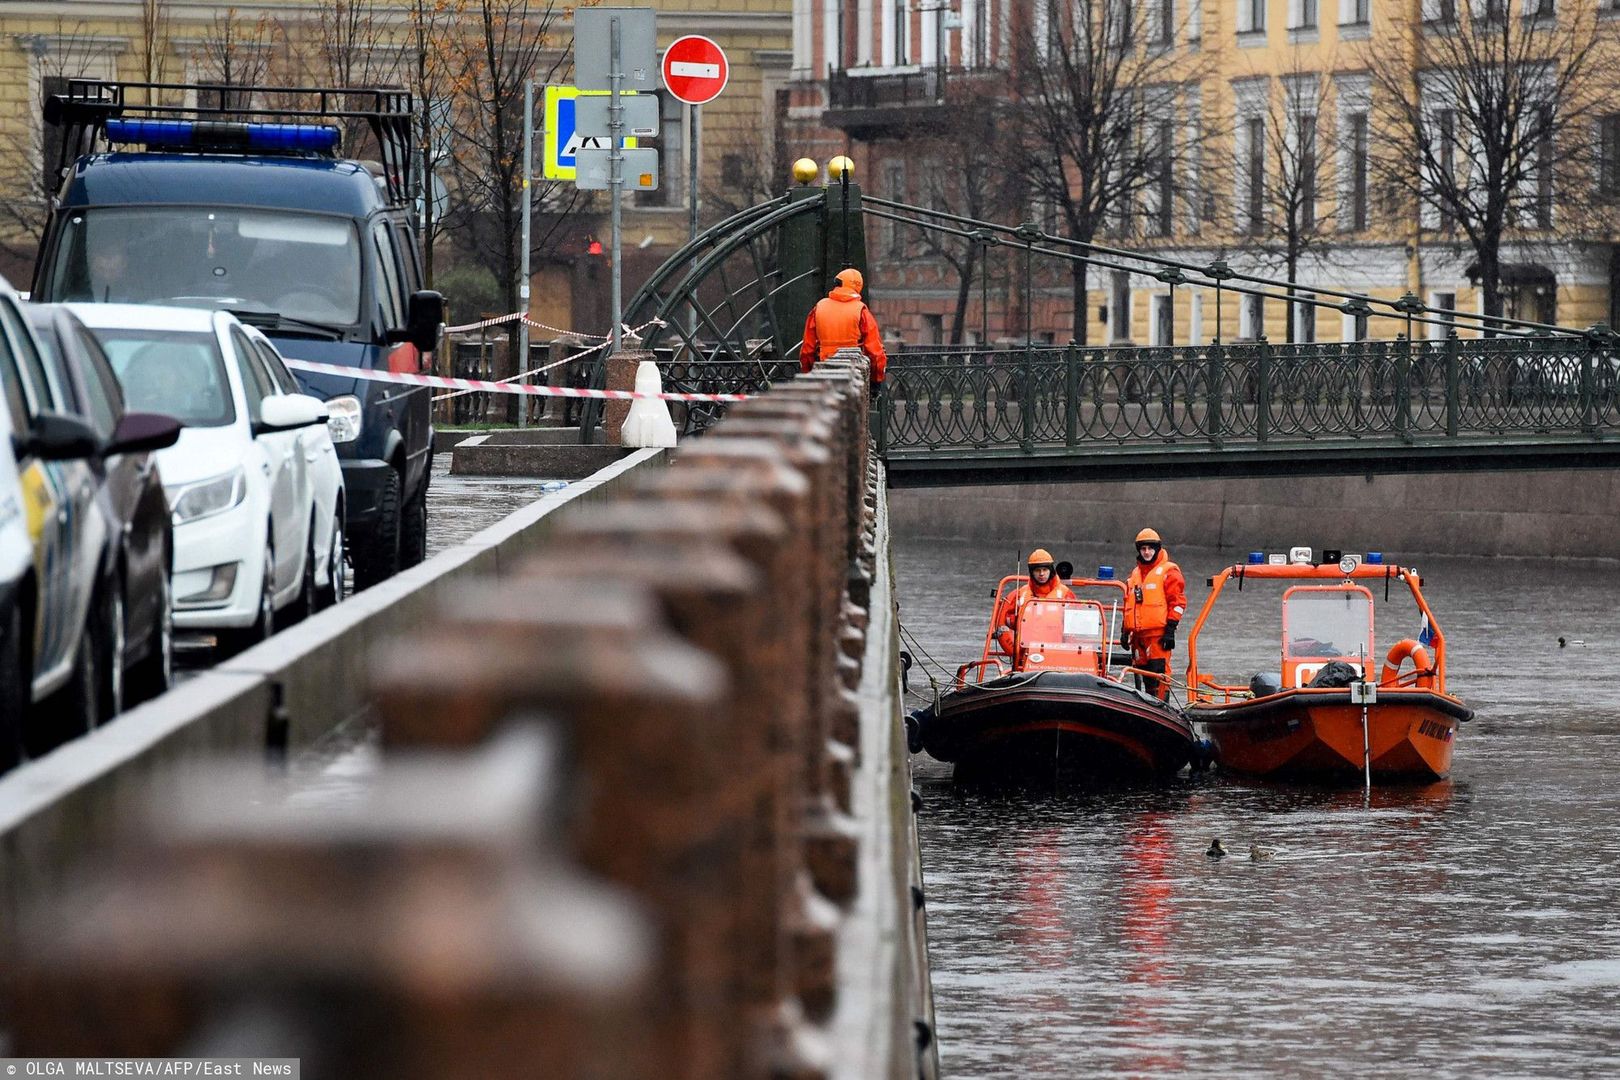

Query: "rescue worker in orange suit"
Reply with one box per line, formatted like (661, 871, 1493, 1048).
(799, 267, 887, 385)
(994, 549, 1074, 656)
(1123, 529, 1187, 701)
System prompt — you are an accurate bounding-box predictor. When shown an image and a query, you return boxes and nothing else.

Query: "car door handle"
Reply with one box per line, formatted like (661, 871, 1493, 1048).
(261, 462, 272, 476)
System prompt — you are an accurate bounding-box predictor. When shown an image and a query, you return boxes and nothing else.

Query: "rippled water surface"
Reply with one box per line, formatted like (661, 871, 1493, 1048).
(894, 536, 1620, 1078)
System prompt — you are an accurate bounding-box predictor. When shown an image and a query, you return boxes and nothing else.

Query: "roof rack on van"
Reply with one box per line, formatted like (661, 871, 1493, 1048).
(44, 78, 416, 206)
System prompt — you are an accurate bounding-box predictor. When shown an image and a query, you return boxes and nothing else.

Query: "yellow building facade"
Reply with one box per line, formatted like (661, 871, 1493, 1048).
(785, 0, 1620, 345)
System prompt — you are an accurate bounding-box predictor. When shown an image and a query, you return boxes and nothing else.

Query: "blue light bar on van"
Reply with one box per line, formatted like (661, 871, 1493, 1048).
(104, 119, 340, 151)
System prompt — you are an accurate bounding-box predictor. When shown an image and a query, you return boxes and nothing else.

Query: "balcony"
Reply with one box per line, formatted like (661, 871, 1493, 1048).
(823, 66, 953, 139)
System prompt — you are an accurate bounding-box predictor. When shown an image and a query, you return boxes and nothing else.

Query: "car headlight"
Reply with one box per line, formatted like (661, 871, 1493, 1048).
(166, 467, 247, 525)
(325, 395, 362, 443)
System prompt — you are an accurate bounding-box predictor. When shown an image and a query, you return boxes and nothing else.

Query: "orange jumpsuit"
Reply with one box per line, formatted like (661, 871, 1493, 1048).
(799, 269, 888, 384)
(1123, 549, 1187, 700)
(995, 577, 1075, 656)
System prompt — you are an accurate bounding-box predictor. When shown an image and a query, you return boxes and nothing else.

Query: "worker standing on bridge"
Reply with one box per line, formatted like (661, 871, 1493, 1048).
(1123, 529, 1187, 702)
(995, 549, 1073, 655)
(800, 267, 887, 385)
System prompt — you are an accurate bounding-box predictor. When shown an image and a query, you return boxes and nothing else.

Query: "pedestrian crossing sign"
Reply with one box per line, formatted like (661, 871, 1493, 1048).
(543, 85, 641, 181)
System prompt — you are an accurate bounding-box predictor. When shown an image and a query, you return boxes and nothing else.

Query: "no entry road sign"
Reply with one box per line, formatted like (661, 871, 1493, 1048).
(661, 36, 729, 106)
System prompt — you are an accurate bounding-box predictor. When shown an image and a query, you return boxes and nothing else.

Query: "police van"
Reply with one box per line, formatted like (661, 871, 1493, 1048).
(32, 80, 440, 588)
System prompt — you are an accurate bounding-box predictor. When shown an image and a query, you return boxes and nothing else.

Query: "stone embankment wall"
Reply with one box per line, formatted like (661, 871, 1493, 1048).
(5, 356, 935, 1079)
(891, 467, 1620, 559)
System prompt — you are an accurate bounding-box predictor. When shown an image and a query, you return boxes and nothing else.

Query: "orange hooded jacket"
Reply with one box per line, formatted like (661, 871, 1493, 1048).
(800, 268, 888, 383)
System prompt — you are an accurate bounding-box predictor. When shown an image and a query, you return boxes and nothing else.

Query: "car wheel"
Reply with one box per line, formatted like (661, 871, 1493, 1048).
(224, 542, 275, 657)
(0, 605, 26, 773)
(128, 566, 173, 704)
(97, 580, 126, 725)
(289, 523, 317, 626)
(352, 469, 402, 591)
(54, 606, 102, 742)
(318, 510, 346, 609)
(401, 481, 428, 569)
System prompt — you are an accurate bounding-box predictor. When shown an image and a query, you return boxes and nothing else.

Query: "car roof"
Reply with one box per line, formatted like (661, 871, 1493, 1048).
(63, 154, 387, 218)
(63, 303, 225, 333)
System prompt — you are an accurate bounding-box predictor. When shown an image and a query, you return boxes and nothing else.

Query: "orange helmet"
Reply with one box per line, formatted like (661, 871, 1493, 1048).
(1135, 528, 1162, 544)
(1027, 548, 1055, 568)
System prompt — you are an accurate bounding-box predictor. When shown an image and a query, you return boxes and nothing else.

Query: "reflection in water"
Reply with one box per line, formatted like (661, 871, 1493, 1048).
(899, 537, 1620, 1078)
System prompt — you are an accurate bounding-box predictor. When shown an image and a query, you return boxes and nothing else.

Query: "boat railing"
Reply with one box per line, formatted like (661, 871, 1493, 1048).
(955, 658, 1009, 687)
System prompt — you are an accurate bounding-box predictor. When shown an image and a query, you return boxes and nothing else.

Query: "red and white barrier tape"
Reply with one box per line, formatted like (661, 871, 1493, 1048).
(283, 358, 751, 403)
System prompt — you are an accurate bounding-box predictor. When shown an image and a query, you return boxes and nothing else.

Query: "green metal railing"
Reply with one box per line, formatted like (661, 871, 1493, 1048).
(875, 337, 1620, 454)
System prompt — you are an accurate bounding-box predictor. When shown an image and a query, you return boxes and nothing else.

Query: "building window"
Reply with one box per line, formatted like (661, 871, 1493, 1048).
(1297, 294, 1316, 343)
(1239, 0, 1267, 31)
(895, 0, 911, 64)
(1299, 0, 1319, 28)
(1427, 0, 1456, 24)
(1156, 0, 1175, 44)
(1153, 118, 1174, 236)
(1245, 116, 1265, 234)
(1349, 112, 1369, 229)
(884, 162, 906, 256)
(1111, 271, 1132, 342)
(1244, 294, 1265, 340)
(1299, 114, 1317, 230)
(1428, 292, 1455, 338)
(1535, 107, 1553, 228)
(920, 313, 943, 344)
(1341, 0, 1370, 22)
(1436, 107, 1456, 230)
(1601, 115, 1620, 197)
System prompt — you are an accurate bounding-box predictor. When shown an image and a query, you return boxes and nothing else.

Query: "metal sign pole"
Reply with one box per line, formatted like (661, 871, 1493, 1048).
(518, 78, 533, 427)
(610, 15, 623, 358)
(689, 104, 699, 242)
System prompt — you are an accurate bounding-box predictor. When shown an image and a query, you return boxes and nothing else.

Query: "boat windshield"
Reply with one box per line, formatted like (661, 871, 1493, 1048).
(1283, 588, 1373, 661)
(44, 207, 362, 328)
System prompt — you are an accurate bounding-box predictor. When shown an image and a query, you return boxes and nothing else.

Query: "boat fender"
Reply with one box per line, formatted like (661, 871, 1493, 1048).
(899, 649, 913, 692)
(1379, 638, 1433, 687)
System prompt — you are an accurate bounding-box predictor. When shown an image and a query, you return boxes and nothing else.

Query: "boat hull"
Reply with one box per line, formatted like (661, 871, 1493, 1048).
(1191, 689, 1473, 783)
(917, 671, 1196, 783)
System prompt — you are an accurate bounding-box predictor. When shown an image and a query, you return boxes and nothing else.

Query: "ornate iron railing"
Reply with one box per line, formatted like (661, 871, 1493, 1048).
(661, 356, 800, 435)
(875, 337, 1620, 453)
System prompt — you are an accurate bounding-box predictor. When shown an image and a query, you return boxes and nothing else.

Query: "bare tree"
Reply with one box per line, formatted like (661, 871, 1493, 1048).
(910, 100, 1026, 344)
(1248, 67, 1336, 342)
(0, 24, 114, 270)
(1010, 0, 1216, 343)
(194, 7, 279, 100)
(407, 0, 467, 285)
(444, 0, 571, 392)
(135, 0, 174, 87)
(1365, 0, 1610, 329)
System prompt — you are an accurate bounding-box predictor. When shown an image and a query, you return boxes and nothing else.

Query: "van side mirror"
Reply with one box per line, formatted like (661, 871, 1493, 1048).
(21, 411, 100, 461)
(388, 290, 443, 354)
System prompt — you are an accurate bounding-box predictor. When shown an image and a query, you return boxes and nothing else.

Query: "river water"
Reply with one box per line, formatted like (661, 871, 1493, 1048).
(894, 536, 1620, 1078)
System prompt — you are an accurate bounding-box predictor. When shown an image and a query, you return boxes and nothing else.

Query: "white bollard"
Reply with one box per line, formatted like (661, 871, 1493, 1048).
(620, 359, 679, 448)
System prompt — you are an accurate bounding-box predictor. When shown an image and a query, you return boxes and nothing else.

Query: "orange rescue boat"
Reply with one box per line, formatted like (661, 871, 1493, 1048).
(915, 572, 1196, 783)
(1184, 552, 1472, 784)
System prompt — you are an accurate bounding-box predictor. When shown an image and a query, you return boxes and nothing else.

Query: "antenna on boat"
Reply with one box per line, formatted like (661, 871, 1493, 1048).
(1356, 644, 1373, 794)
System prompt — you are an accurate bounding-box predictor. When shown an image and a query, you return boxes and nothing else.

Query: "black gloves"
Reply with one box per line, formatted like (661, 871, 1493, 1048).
(1159, 621, 1178, 650)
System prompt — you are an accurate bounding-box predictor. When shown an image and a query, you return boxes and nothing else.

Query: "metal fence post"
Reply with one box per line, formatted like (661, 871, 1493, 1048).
(875, 381, 889, 456)
(1581, 340, 1598, 434)
(1445, 331, 1460, 437)
(1256, 337, 1271, 443)
(1206, 341, 1225, 446)
(1064, 341, 1079, 449)
(1021, 345, 1035, 453)
(1395, 336, 1412, 442)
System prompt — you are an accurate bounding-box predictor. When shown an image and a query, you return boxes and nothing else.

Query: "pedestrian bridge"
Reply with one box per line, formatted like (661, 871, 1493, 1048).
(585, 178, 1620, 484)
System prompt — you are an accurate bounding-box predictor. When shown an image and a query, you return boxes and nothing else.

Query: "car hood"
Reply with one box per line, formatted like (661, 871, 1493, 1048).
(155, 423, 247, 489)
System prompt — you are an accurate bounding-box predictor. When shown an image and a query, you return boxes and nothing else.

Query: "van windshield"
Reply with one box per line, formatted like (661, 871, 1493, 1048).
(45, 207, 362, 328)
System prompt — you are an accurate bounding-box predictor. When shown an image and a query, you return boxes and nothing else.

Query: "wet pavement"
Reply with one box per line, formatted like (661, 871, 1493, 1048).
(895, 536, 1620, 1078)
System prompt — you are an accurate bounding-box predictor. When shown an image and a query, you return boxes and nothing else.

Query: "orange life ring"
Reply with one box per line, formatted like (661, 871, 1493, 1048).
(1379, 639, 1434, 688)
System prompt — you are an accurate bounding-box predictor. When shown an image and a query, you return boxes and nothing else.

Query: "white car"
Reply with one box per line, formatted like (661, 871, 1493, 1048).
(68, 304, 343, 652)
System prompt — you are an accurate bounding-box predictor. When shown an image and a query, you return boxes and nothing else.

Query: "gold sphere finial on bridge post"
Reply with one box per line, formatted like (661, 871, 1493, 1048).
(827, 155, 854, 182)
(792, 158, 819, 185)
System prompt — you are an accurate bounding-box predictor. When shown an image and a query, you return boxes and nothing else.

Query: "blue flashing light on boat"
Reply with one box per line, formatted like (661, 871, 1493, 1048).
(1248, 551, 1265, 564)
(1097, 565, 1115, 580)
(1366, 551, 1384, 564)
(104, 119, 340, 151)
